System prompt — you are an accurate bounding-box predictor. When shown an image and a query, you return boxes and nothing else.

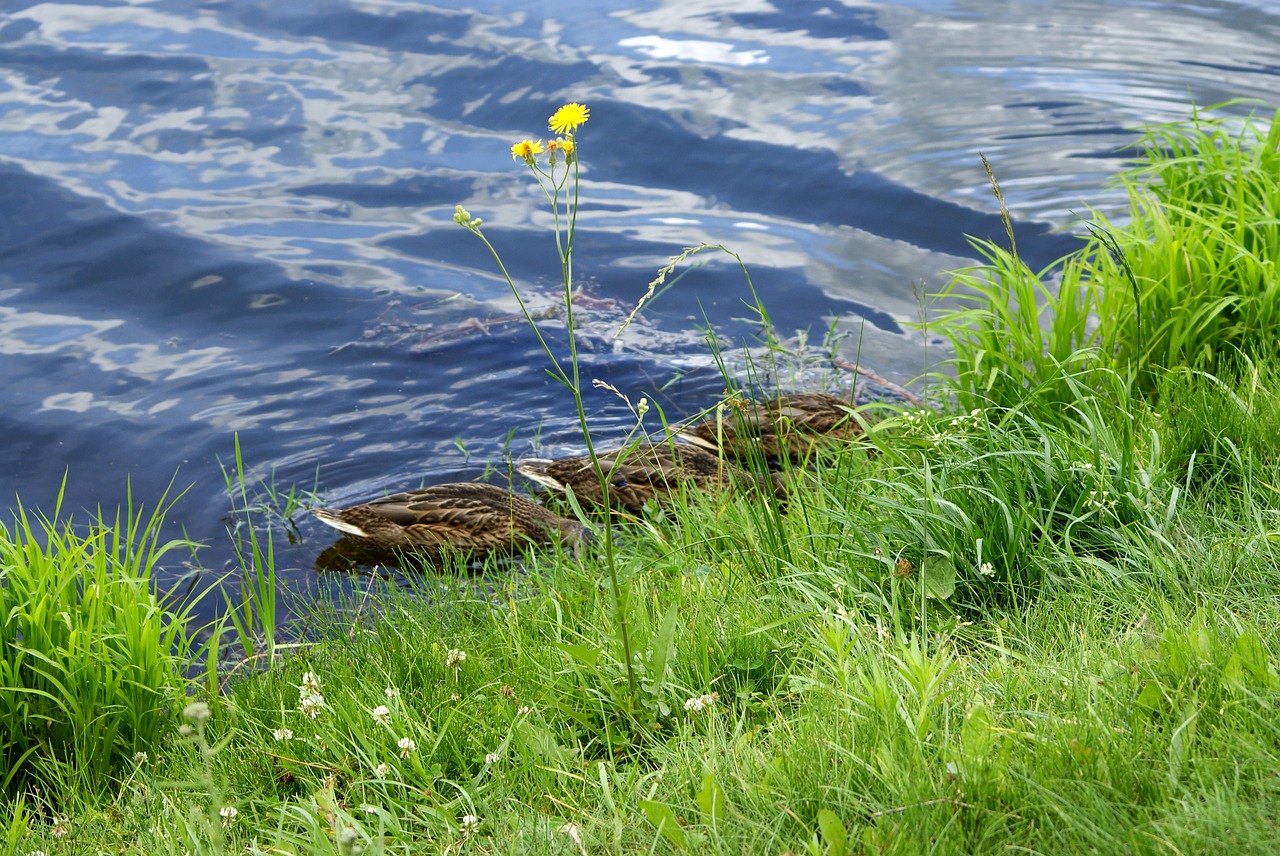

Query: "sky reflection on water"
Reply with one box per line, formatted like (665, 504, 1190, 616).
(0, 0, 1276, 605)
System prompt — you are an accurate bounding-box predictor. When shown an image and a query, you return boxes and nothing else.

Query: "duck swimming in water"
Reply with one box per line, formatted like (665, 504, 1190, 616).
(679, 391, 869, 465)
(517, 440, 782, 514)
(311, 482, 589, 566)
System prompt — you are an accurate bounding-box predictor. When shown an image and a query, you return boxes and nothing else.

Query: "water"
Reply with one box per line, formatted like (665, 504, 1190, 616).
(0, 0, 1276, 611)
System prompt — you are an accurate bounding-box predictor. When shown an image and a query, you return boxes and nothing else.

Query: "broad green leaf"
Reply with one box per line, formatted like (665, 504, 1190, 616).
(960, 703, 995, 761)
(816, 808, 847, 856)
(517, 719, 576, 767)
(696, 772, 726, 830)
(921, 555, 956, 600)
(1136, 679, 1165, 711)
(554, 642, 600, 668)
(646, 604, 679, 700)
(639, 799, 687, 849)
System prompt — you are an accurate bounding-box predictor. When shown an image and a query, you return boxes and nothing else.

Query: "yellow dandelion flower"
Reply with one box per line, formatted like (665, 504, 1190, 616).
(548, 102, 589, 135)
(510, 139, 544, 163)
(558, 137, 576, 160)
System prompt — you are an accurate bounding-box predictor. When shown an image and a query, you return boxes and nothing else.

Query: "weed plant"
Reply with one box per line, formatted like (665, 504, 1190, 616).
(7, 108, 1280, 854)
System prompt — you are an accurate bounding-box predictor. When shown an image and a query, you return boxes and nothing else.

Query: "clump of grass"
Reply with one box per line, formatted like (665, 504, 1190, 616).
(924, 107, 1280, 414)
(0, 481, 203, 796)
(1092, 107, 1280, 386)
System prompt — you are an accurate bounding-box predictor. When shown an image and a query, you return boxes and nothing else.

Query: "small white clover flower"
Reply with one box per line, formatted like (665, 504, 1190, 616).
(445, 649, 467, 670)
(219, 806, 238, 827)
(485, 751, 500, 765)
(359, 804, 379, 815)
(684, 692, 718, 714)
(371, 704, 391, 725)
(299, 693, 325, 719)
(978, 562, 996, 578)
(272, 728, 294, 741)
(397, 737, 417, 758)
(384, 687, 400, 699)
(51, 817, 70, 838)
(300, 672, 322, 696)
(374, 763, 391, 779)
(133, 751, 149, 764)
(517, 705, 532, 716)
(460, 814, 480, 834)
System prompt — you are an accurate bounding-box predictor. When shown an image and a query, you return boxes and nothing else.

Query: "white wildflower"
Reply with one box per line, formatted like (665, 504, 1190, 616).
(445, 649, 467, 670)
(299, 693, 325, 719)
(300, 672, 322, 696)
(272, 728, 294, 741)
(684, 692, 718, 714)
(397, 737, 417, 758)
(384, 687, 400, 699)
(219, 806, 238, 827)
(460, 814, 480, 834)
(371, 704, 391, 725)
(978, 562, 996, 578)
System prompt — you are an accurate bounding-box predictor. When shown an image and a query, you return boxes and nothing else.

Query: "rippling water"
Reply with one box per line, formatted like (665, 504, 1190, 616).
(1, 0, 1276, 609)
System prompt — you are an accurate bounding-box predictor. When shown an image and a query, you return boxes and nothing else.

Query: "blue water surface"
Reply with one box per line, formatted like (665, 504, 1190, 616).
(0, 0, 1276, 612)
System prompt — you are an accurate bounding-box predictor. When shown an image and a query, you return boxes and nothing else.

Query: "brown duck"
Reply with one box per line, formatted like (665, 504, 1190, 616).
(679, 391, 868, 464)
(517, 440, 782, 514)
(310, 482, 590, 566)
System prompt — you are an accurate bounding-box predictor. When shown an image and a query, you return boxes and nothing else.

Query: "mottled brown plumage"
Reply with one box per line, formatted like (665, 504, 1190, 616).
(310, 482, 589, 566)
(517, 441, 779, 513)
(680, 391, 867, 464)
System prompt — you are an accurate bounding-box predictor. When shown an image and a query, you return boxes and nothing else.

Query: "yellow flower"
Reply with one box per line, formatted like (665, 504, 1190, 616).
(558, 137, 576, 161)
(510, 139, 543, 163)
(548, 102, 589, 135)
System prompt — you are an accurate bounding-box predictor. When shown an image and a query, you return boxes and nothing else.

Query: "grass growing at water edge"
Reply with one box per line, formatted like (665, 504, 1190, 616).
(5, 108, 1280, 854)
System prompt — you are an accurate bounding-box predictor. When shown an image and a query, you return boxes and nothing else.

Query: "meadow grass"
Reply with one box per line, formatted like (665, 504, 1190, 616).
(6, 110, 1280, 854)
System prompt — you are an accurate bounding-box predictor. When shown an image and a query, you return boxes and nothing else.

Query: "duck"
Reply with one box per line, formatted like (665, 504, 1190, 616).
(310, 482, 590, 566)
(517, 440, 782, 514)
(677, 391, 869, 464)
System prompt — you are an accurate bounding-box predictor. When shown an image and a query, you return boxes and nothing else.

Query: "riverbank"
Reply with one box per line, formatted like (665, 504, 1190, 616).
(5, 109, 1280, 854)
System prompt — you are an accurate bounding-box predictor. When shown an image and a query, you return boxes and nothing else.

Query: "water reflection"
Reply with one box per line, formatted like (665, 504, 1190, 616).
(0, 0, 1275, 613)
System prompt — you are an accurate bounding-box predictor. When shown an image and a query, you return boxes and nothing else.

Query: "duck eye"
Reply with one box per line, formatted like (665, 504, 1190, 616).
(611, 478, 630, 488)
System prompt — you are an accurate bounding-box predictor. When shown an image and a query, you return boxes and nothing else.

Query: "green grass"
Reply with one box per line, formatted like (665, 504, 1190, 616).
(7, 108, 1280, 854)
(0, 481, 206, 799)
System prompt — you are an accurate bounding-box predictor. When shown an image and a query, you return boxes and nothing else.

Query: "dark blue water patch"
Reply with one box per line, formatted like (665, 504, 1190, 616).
(209, 121, 308, 150)
(0, 17, 41, 42)
(225, 0, 471, 52)
(0, 163, 337, 335)
(996, 124, 1134, 142)
(293, 174, 475, 209)
(820, 77, 870, 98)
(1013, 100, 1087, 112)
(725, 3, 890, 42)
(1180, 58, 1280, 76)
(412, 55, 606, 126)
(0, 45, 214, 111)
(440, 96, 1081, 267)
(589, 101, 1082, 267)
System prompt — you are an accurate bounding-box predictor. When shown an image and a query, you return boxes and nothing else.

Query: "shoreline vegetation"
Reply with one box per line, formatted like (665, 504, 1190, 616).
(4, 105, 1280, 853)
